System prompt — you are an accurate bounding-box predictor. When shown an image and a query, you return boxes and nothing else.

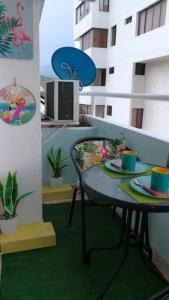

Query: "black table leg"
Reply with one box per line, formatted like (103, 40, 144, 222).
(81, 187, 87, 264)
(134, 211, 140, 236)
(139, 212, 146, 249)
(96, 209, 133, 300)
(144, 212, 153, 261)
(121, 208, 127, 236)
(147, 285, 169, 300)
(137, 212, 152, 261)
(68, 186, 78, 226)
(85, 208, 127, 263)
(139, 212, 166, 284)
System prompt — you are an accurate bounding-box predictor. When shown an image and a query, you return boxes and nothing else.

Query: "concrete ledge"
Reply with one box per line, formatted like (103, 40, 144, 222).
(43, 184, 73, 203)
(0, 222, 56, 254)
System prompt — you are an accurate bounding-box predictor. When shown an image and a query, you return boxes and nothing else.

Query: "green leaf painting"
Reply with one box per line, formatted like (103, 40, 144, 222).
(0, 2, 19, 56)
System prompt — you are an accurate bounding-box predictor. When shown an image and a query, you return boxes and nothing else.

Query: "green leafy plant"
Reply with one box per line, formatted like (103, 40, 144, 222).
(47, 147, 70, 178)
(83, 142, 97, 153)
(104, 134, 126, 159)
(0, 171, 34, 220)
(75, 145, 85, 169)
(0, 2, 19, 56)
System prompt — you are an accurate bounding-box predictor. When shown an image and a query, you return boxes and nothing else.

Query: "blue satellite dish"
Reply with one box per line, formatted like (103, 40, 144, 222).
(51, 47, 96, 89)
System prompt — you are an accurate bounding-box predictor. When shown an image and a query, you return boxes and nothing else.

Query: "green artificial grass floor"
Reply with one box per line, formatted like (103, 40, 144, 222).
(1, 203, 165, 300)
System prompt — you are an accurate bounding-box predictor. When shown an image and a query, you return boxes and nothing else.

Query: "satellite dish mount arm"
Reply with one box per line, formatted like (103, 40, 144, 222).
(60, 62, 83, 90)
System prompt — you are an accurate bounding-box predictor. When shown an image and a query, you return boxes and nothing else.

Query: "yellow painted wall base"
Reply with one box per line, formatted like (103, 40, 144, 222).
(43, 184, 73, 203)
(0, 222, 56, 254)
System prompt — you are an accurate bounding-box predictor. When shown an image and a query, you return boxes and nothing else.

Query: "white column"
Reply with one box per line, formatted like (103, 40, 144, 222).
(0, 0, 42, 225)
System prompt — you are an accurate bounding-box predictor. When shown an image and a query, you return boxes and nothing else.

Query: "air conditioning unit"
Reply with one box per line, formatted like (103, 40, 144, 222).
(45, 80, 79, 124)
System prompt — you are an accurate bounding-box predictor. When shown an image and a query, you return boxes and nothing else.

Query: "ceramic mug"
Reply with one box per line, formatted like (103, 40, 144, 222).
(122, 150, 137, 171)
(151, 167, 169, 192)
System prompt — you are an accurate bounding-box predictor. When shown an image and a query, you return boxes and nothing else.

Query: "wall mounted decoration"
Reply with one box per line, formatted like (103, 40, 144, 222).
(0, 79, 36, 126)
(0, 0, 33, 59)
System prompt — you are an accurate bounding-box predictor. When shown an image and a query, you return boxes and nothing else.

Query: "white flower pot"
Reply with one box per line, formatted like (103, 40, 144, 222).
(0, 215, 18, 234)
(50, 176, 63, 188)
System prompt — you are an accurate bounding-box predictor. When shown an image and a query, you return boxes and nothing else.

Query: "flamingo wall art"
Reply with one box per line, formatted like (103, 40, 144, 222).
(0, 0, 33, 59)
(0, 80, 36, 126)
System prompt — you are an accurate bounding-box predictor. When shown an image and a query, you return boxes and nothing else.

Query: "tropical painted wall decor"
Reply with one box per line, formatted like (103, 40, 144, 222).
(0, 0, 33, 59)
(0, 79, 36, 126)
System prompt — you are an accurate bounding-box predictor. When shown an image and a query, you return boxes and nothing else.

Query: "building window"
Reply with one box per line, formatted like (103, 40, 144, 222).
(131, 109, 144, 128)
(137, 0, 167, 35)
(111, 25, 117, 46)
(81, 28, 108, 50)
(93, 28, 108, 48)
(135, 63, 146, 75)
(76, 1, 90, 24)
(107, 105, 112, 116)
(81, 30, 92, 50)
(109, 67, 115, 74)
(99, 0, 109, 12)
(96, 105, 105, 118)
(125, 16, 132, 24)
(93, 69, 106, 86)
(80, 104, 92, 115)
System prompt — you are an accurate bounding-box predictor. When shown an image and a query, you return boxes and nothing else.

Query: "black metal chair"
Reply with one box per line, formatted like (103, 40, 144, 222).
(68, 136, 125, 263)
(147, 286, 169, 299)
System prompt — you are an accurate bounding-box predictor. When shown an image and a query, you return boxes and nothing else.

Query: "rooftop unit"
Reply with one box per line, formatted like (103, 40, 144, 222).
(45, 80, 79, 125)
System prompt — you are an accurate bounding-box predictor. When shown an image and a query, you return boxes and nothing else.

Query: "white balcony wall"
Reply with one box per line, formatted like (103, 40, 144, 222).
(85, 48, 107, 66)
(104, 64, 133, 125)
(79, 95, 91, 105)
(0, 0, 43, 224)
(74, 0, 108, 40)
(143, 59, 169, 139)
(105, 0, 169, 130)
(91, 1, 109, 29)
(79, 94, 106, 110)
(108, 0, 169, 63)
(131, 75, 146, 109)
(132, 75, 146, 94)
(74, 13, 92, 41)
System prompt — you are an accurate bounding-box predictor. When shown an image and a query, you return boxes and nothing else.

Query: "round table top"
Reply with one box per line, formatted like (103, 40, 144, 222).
(82, 164, 169, 212)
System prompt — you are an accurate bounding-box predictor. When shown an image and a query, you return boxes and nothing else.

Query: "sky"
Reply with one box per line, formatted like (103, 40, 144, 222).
(40, 0, 74, 67)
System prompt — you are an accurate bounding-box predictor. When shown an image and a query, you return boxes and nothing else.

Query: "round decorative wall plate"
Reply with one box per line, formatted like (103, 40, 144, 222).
(0, 80, 36, 126)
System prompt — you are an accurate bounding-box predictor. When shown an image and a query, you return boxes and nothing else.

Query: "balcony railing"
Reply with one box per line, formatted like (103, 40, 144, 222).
(80, 91, 169, 116)
(80, 91, 169, 101)
(79, 91, 169, 139)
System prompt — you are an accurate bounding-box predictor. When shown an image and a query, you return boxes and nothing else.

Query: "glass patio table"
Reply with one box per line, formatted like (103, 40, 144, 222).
(81, 164, 169, 300)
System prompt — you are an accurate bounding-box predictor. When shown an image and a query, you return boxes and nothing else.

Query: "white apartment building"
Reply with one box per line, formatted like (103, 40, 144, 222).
(74, 0, 169, 138)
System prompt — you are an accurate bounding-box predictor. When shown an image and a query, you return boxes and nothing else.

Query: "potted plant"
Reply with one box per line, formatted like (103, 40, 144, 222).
(0, 171, 34, 234)
(47, 147, 69, 188)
